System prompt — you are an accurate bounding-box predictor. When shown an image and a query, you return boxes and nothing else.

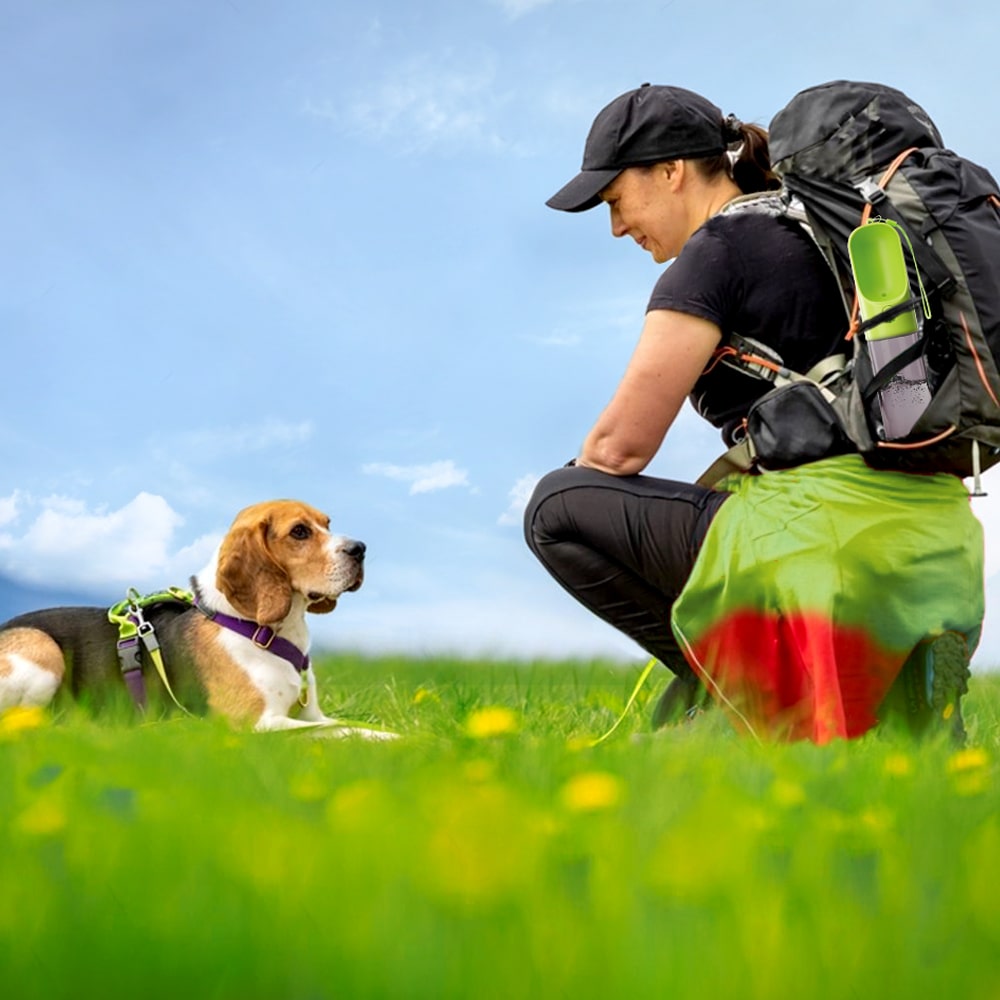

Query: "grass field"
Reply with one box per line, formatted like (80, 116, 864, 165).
(2, 654, 999, 999)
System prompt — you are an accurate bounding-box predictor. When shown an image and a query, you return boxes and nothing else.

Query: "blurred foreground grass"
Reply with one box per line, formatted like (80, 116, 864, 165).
(2, 655, 999, 999)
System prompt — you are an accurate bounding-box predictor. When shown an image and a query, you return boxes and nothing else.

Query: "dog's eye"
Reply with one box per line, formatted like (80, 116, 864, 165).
(289, 523, 312, 540)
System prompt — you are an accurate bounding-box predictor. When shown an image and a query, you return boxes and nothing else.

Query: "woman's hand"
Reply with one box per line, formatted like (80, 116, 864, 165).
(577, 309, 721, 476)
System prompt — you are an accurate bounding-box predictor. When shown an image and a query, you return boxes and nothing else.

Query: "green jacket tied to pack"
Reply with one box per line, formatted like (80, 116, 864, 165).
(673, 455, 984, 744)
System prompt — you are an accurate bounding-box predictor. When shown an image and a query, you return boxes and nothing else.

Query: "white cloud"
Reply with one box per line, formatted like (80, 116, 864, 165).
(305, 56, 516, 156)
(0, 492, 208, 592)
(363, 459, 471, 495)
(159, 533, 223, 589)
(0, 492, 21, 528)
(498, 473, 539, 526)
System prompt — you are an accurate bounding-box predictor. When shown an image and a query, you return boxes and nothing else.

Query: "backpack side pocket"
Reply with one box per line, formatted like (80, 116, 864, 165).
(747, 382, 855, 471)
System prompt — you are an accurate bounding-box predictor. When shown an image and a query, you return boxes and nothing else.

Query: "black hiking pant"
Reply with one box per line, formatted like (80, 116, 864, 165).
(523, 466, 731, 678)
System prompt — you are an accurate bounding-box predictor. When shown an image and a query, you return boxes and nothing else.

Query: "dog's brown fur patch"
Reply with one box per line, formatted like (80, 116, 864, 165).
(190, 616, 266, 725)
(0, 628, 65, 680)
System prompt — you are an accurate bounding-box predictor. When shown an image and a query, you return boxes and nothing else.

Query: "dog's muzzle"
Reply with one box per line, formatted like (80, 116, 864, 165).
(308, 539, 366, 605)
(344, 539, 365, 592)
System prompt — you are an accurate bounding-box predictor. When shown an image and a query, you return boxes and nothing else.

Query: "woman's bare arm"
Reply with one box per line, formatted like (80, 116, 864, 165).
(578, 309, 722, 476)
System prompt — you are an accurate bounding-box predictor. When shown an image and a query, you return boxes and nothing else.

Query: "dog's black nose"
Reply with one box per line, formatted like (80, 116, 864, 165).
(344, 539, 366, 560)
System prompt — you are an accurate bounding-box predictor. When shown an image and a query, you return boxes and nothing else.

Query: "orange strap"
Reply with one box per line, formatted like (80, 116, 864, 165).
(702, 345, 738, 376)
(876, 426, 956, 451)
(961, 311, 1000, 408)
(703, 346, 783, 379)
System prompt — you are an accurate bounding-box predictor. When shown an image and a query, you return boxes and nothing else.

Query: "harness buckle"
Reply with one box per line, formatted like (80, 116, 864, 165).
(116, 635, 143, 673)
(137, 619, 160, 653)
(740, 356, 781, 382)
(115, 635, 147, 712)
(252, 625, 276, 650)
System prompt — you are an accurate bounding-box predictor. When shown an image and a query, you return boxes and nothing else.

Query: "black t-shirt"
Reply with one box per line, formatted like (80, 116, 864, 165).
(647, 210, 847, 445)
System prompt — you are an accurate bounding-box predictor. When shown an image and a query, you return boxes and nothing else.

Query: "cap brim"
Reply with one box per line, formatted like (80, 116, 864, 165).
(545, 168, 622, 212)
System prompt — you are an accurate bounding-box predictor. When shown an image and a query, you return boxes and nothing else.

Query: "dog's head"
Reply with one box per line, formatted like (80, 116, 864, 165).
(216, 500, 365, 626)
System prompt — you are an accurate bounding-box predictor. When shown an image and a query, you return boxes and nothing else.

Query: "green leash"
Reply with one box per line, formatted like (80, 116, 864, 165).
(587, 657, 658, 747)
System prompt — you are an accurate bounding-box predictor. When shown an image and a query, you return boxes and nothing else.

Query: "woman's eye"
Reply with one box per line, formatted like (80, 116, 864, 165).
(290, 524, 311, 540)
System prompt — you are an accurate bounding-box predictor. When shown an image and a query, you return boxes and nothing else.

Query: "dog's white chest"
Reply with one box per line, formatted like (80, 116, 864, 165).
(215, 628, 303, 711)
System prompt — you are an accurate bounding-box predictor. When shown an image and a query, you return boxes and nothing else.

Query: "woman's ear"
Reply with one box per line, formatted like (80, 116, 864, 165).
(661, 159, 685, 190)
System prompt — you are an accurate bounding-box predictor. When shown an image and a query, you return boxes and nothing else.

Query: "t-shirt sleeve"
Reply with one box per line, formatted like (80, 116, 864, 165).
(645, 222, 744, 330)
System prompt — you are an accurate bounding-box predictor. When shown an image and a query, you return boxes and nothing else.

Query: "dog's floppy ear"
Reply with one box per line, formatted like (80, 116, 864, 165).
(217, 513, 293, 626)
(307, 597, 338, 615)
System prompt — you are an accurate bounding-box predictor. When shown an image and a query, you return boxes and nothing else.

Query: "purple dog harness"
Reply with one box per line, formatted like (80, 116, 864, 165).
(110, 585, 310, 713)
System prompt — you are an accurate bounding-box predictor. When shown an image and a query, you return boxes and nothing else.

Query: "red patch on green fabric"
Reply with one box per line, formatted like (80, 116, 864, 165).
(683, 610, 907, 744)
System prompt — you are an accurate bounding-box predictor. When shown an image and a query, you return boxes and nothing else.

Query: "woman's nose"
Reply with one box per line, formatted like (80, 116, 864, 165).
(609, 206, 627, 238)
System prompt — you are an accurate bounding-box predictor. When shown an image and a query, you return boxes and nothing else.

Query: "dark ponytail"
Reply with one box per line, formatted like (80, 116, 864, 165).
(691, 121, 780, 194)
(732, 122, 780, 193)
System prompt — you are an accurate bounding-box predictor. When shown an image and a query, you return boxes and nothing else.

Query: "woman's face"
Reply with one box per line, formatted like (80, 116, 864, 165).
(600, 164, 687, 264)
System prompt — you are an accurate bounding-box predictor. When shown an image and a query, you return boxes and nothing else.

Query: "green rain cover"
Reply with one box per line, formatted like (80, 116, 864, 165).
(671, 454, 984, 743)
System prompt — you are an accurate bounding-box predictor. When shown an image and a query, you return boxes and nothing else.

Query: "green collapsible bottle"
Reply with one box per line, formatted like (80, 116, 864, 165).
(847, 221, 932, 440)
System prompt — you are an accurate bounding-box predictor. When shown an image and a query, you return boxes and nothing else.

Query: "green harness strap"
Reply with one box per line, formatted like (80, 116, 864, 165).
(108, 587, 195, 715)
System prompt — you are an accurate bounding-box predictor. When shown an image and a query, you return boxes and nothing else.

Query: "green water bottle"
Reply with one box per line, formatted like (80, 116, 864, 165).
(847, 220, 932, 440)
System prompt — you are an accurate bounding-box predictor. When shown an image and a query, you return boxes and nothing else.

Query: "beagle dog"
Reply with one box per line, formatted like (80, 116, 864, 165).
(0, 500, 392, 737)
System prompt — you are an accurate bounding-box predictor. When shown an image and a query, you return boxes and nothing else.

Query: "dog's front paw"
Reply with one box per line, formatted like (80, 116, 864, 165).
(317, 724, 399, 741)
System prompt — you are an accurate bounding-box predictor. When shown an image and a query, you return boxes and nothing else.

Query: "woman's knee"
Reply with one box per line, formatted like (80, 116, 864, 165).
(523, 466, 585, 550)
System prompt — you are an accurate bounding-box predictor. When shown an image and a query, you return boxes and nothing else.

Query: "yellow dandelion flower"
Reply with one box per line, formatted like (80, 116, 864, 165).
(324, 779, 390, 832)
(947, 748, 990, 774)
(742, 806, 775, 832)
(463, 759, 495, 783)
(413, 687, 440, 705)
(419, 785, 541, 907)
(771, 779, 806, 808)
(465, 706, 519, 739)
(884, 753, 913, 777)
(945, 749, 991, 795)
(15, 798, 67, 836)
(0, 705, 47, 738)
(329, 779, 383, 815)
(953, 771, 990, 796)
(860, 807, 892, 833)
(289, 771, 328, 802)
(560, 771, 623, 813)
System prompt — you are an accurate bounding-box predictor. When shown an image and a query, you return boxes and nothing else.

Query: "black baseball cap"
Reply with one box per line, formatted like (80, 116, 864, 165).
(547, 83, 731, 212)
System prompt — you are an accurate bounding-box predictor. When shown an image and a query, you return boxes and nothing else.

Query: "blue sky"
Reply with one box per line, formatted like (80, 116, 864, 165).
(3, 0, 999, 667)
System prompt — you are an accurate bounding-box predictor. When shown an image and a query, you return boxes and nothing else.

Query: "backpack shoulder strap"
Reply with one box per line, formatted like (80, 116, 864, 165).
(720, 191, 853, 318)
(696, 438, 756, 488)
(718, 191, 787, 218)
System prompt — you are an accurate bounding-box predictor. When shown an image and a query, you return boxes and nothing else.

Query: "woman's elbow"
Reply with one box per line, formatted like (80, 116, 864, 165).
(579, 442, 650, 476)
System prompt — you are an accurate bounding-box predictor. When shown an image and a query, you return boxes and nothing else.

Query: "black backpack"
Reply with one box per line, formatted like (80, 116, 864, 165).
(702, 81, 1000, 490)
